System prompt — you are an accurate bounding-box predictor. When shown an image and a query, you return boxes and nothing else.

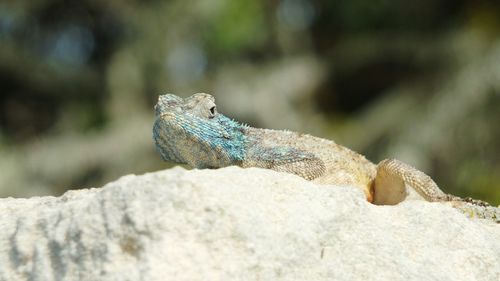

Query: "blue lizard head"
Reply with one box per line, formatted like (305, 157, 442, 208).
(154, 94, 183, 117)
(153, 93, 247, 168)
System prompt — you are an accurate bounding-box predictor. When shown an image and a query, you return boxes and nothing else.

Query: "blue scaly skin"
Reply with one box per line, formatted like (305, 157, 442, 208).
(153, 93, 499, 223)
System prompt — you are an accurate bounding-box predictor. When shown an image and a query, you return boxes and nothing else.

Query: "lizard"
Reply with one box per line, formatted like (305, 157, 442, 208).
(153, 93, 499, 223)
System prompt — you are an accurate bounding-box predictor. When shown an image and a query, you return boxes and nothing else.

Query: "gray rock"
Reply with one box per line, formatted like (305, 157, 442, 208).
(0, 166, 499, 281)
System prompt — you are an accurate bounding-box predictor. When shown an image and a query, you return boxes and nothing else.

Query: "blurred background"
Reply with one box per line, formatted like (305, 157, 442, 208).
(0, 0, 499, 204)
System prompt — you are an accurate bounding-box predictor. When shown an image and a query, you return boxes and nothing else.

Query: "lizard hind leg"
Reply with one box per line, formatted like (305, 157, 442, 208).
(372, 159, 449, 205)
(374, 159, 500, 222)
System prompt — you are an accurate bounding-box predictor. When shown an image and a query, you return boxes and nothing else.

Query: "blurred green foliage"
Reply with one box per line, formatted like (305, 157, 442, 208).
(204, 0, 268, 57)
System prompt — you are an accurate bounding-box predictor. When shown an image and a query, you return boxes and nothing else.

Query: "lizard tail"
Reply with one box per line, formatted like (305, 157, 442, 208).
(447, 196, 500, 223)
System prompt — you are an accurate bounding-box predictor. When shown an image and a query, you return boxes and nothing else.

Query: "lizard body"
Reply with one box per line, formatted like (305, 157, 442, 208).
(153, 93, 499, 222)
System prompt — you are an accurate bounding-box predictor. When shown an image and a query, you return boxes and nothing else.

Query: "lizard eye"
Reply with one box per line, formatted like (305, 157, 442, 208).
(209, 106, 216, 118)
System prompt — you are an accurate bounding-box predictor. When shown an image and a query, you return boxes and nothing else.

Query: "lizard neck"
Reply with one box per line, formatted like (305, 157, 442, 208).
(206, 114, 250, 166)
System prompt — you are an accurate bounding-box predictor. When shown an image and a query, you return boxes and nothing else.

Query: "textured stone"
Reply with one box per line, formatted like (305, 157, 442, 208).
(0, 166, 499, 281)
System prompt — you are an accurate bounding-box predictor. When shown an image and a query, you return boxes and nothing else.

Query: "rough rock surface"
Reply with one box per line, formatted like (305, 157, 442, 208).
(0, 167, 499, 281)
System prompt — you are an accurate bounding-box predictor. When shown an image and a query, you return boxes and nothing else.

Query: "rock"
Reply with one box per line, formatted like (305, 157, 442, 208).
(0, 166, 499, 281)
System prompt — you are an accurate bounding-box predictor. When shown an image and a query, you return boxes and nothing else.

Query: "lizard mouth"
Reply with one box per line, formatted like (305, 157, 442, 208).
(158, 111, 176, 120)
